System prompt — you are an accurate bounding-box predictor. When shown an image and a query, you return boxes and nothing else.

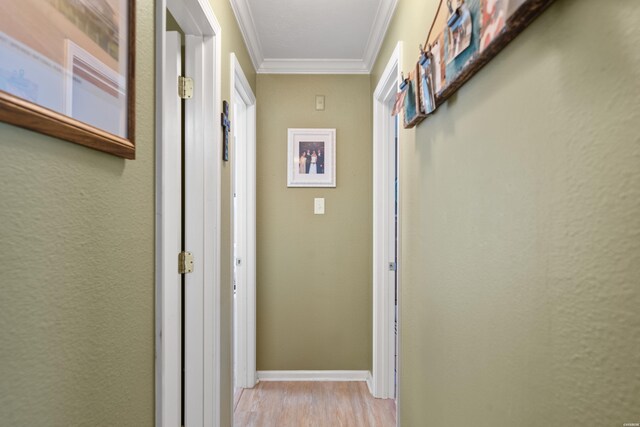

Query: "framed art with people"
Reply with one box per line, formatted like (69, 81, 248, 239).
(287, 128, 336, 188)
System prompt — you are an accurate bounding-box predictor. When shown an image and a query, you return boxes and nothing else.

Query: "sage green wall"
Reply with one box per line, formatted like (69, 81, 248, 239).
(256, 75, 372, 371)
(207, 0, 256, 425)
(0, 1, 155, 425)
(0, 0, 255, 424)
(372, 0, 640, 425)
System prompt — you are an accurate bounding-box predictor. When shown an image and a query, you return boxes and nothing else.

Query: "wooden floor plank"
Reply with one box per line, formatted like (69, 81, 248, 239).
(234, 388, 245, 412)
(234, 381, 395, 427)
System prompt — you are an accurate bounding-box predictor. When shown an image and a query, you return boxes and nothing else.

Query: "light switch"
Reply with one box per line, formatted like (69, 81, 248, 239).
(315, 95, 325, 111)
(314, 198, 325, 215)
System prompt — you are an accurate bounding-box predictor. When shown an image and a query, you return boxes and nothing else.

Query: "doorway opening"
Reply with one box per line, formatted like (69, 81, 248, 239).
(230, 53, 257, 398)
(372, 42, 402, 416)
(155, 1, 222, 426)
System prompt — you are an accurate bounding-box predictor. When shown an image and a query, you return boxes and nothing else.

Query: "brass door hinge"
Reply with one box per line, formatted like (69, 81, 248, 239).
(179, 251, 194, 274)
(178, 76, 193, 99)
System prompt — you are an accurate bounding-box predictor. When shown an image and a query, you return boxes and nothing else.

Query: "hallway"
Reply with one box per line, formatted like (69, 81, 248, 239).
(234, 382, 396, 427)
(1, 0, 639, 425)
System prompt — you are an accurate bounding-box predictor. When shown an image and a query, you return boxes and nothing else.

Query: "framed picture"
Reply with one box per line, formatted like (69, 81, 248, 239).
(403, 66, 426, 129)
(418, 53, 436, 115)
(0, 0, 136, 159)
(287, 128, 336, 188)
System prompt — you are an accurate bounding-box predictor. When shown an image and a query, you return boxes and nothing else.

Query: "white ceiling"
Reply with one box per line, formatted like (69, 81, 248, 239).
(229, 0, 398, 74)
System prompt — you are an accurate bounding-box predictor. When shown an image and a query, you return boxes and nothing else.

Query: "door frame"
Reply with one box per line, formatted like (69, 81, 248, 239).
(230, 53, 257, 390)
(155, 1, 222, 426)
(372, 41, 402, 404)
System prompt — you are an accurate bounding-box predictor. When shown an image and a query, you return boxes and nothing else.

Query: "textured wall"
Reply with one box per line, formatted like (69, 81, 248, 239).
(0, 0, 155, 425)
(256, 75, 373, 371)
(372, 0, 640, 425)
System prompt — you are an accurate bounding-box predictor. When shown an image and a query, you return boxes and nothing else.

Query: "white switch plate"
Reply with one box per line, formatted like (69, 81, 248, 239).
(315, 95, 325, 111)
(314, 198, 325, 214)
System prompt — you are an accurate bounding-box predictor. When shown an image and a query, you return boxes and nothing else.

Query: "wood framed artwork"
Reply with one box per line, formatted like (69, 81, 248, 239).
(287, 128, 336, 188)
(0, 0, 136, 159)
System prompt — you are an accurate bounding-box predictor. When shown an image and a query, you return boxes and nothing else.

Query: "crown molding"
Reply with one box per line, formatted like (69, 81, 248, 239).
(257, 59, 370, 75)
(229, 0, 263, 71)
(363, 0, 399, 72)
(230, 0, 398, 74)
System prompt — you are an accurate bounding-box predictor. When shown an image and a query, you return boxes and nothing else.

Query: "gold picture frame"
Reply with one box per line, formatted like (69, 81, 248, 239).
(0, 0, 136, 159)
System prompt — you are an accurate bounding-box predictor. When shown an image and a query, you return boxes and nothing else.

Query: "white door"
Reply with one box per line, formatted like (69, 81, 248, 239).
(184, 33, 211, 426)
(233, 97, 247, 387)
(157, 2, 222, 426)
(388, 102, 399, 400)
(231, 54, 257, 391)
(160, 30, 183, 426)
(162, 30, 207, 426)
(372, 41, 401, 402)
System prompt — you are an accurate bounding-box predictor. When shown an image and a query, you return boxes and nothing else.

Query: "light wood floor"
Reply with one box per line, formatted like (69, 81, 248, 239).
(234, 381, 396, 427)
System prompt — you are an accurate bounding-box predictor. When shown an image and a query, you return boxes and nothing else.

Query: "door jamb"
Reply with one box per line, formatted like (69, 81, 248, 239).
(230, 53, 257, 390)
(372, 41, 402, 405)
(155, 1, 222, 426)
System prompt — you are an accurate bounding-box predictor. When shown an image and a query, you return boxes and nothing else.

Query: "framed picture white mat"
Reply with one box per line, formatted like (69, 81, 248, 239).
(287, 128, 336, 188)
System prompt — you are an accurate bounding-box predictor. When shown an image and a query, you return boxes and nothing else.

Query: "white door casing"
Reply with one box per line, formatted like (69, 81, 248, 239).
(372, 41, 402, 403)
(231, 53, 257, 390)
(156, 30, 182, 427)
(156, 1, 222, 426)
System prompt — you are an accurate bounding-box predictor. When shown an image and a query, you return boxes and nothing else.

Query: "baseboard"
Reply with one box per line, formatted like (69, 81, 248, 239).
(366, 371, 373, 394)
(257, 370, 372, 382)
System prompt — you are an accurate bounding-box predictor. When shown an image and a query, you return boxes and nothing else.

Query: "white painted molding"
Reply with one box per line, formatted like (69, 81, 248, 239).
(230, 53, 257, 390)
(366, 371, 374, 395)
(155, 26, 182, 427)
(230, 0, 398, 74)
(229, 0, 263, 71)
(257, 371, 372, 382)
(373, 42, 402, 101)
(156, 0, 222, 425)
(372, 42, 402, 401)
(363, 0, 399, 72)
(258, 58, 370, 75)
(231, 54, 257, 105)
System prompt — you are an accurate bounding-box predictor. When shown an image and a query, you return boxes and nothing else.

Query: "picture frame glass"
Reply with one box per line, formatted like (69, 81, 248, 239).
(288, 128, 336, 188)
(0, 0, 134, 158)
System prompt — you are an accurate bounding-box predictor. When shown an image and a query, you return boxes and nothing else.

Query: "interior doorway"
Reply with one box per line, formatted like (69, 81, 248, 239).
(372, 42, 402, 412)
(155, 1, 222, 426)
(231, 53, 257, 393)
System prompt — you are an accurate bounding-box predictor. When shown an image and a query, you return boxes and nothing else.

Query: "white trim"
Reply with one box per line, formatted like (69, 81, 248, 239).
(229, 0, 397, 74)
(362, 0, 399, 72)
(228, 0, 263, 71)
(231, 54, 256, 106)
(156, 0, 222, 426)
(183, 34, 204, 426)
(230, 53, 257, 390)
(155, 28, 182, 427)
(257, 58, 369, 75)
(257, 371, 372, 382)
(372, 42, 402, 401)
(396, 156, 403, 427)
(203, 26, 223, 427)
